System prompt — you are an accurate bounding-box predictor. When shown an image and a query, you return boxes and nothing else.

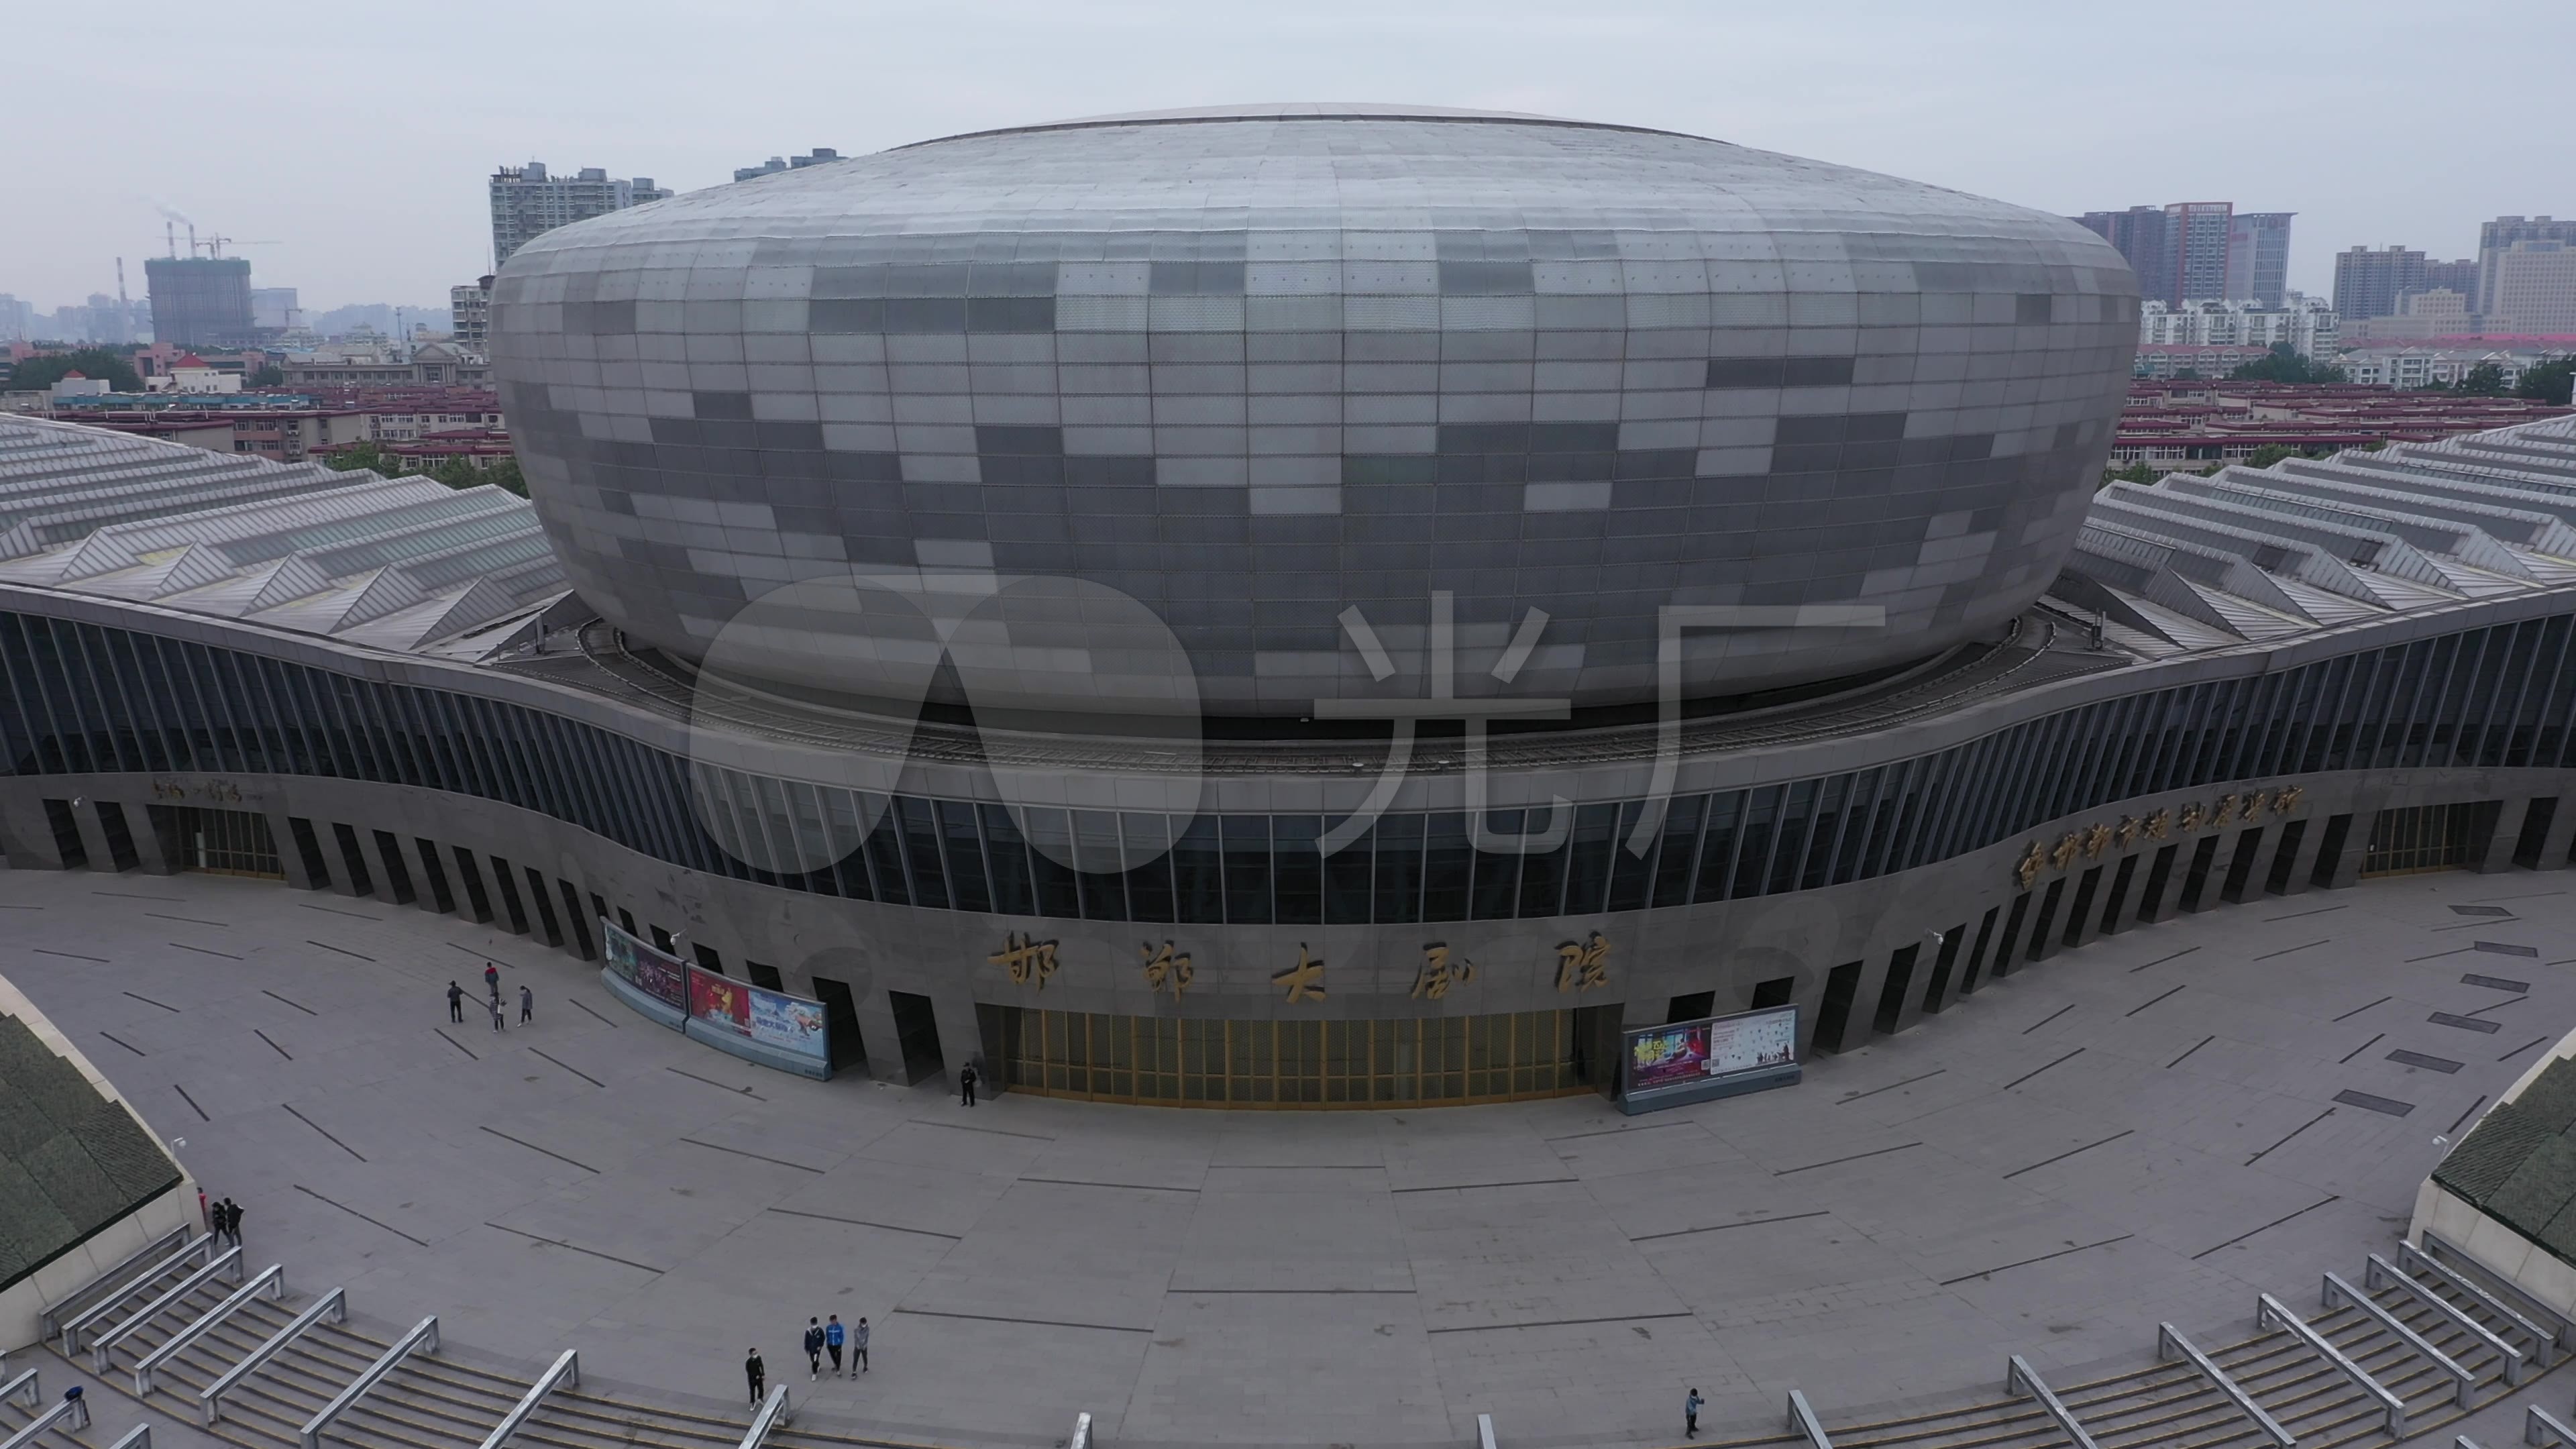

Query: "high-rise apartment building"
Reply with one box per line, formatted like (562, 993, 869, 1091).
(2076, 201, 2253, 305)
(2487, 240, 2576, 334)
(2076, 206, 2172, 303)
(2224, 212, 2294, 307)
(250, 287, 300, 332)
(143, 256, 254, 348)
(2419, 258, 2480, 303)
(2333, 246, 2427, 321)
(2165, 202, 2235, 304)
(488, 162, 672, 268)
(449, 276, 494, 349)
(732, 147, 840, 182)
(2477, 217, 2576, 317)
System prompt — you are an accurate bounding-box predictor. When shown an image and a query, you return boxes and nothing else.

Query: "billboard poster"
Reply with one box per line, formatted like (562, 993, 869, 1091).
(1625, 1006, 1797, 1099)
(687, 964, 829, 1064)
(601, 918, 687, 1009)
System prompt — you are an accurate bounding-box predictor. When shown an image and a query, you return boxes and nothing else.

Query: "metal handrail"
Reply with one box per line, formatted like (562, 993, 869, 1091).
(1067, 1410, 1091, 1449)
(2005, 1355, 2101, 1449)
(2528, 1403, 2576, 1446)
(0, 1366, 37, 1409)
(135, 1263, 286, 1395)
(1787, 1388, 1834, 1449)
(203, 1287, 346, 1426)
(2158, 1323, 2293, 1448)
(60, 1234, 216, 1352)
(105, 1426, 152, 1449)
(2418, 1230, 2576, 1352)
(40, 1224, 191, 1338)
(2260, 1291, 2406, 1435)
(2400, 1241, 2553, 1359)
(1477, 1412, 1498, 1449)
(93, 1245, 243, 1372)
(0, 1390, 89, 1449)
(739, 1385, 792, 1449)
(2322, 1270, 2474, 1408)
(300, 1313, 437, 1449)
(476, 1348, 578, 1449)
(2367, 1252, 2526, 1386)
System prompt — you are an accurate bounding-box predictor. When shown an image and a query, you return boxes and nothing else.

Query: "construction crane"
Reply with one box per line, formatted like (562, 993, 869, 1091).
(192, 235, 283, 259)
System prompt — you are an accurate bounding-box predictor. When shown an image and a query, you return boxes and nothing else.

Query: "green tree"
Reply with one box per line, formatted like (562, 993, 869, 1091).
(2225, 341, 2351, 385)
(321, 441, 398, 474)
(2241, 443, 2314, 470)
(2515, 356, 2576, 406)
(8, 348, 144, 393)
(248, 364, 284, 387)
(2458, 362, 2509, 396)
(2171, 368, 2202, 380)
(2100, 461, 2159, 488)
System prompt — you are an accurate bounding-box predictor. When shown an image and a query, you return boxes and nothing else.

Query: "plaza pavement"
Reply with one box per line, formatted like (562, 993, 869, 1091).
(7, 864, 2574, 1448)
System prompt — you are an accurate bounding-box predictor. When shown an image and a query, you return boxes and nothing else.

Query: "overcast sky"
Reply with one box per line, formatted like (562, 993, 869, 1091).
(9, 0, 2567, 311)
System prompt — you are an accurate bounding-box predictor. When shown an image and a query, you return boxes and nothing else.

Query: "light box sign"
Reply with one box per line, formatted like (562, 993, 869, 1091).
(1617, 1005, 1800, 1114)
(601, 919, 687, 1010)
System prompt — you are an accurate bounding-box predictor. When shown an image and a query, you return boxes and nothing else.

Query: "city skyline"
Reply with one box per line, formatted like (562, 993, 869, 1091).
(3, 0, 2569, 311)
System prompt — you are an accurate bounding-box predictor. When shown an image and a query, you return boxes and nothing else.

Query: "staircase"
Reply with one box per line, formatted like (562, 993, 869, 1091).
(34, 1232, 2572, 1449)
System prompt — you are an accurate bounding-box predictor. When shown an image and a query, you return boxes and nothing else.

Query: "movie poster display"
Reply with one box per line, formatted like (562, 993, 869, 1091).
(600, 918, 687, 1009)
(685, 964, 829, 1064)
(1619, 1004, 1799, 1112)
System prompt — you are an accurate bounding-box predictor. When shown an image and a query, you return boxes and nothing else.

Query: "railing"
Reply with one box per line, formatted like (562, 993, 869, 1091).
(1477, 1411, 1498, 1449)
(105, 1426, 152, 1449)
(2259, 1293, 2406, 1436)
(299, 1313, 437, 1449)
(40, 1225, 192, 1339)
(1, 1389, 90, 1449)
(2528, 1403, 2576, 1446)
(203, 1287, 346, 1426)
(1067, 1410, 1091, 1449)
(58, 1234, 216, 1352)
(2158, 1323, 2293, 1448)
(2408, 1236, 2563, 1357)
(134, 1263, 286, 1395)
(92, 1246, 243, 1372)
(2322, 1271, 2474, 1408)
(1786, 1389, 1834, 1449)
(2004, 1355, 2101, 1449)
(739, 1385, 792, 1449)
(475, 1348, 578, 1449)
(2366, 1252, 2525, 1386)
(2420, 1228, 2576, 1352)
(0, 1364, 38, 1411)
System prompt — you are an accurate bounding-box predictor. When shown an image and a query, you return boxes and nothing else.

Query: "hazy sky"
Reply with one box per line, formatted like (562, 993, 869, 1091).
(9, 1, 2568, 311)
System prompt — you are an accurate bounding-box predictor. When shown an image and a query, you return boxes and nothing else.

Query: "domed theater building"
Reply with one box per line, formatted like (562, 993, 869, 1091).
(3, 107, 2576, 1106)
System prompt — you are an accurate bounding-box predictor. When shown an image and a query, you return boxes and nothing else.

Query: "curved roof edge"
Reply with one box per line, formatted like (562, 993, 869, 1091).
(898, 102, 1720, 151)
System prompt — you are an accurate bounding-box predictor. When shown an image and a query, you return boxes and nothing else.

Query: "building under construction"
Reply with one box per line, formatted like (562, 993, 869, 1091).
(142, 256, 253, 348)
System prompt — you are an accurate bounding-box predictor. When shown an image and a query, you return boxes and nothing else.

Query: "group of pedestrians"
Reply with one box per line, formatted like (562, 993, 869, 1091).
(198, 1189, 244, 1247)
(743, 1313, 871, 1403)
(446, 963, 532, 1034)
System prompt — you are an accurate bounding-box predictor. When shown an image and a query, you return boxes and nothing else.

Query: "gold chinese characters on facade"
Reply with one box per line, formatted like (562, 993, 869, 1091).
(2014, 786, 2304, 890)
(1556, 932, 1612, 992)
(1140, 940, 1193, 999)
(1273, 945, 1326, 1003)
(991, 932, 1059, 989)
(1409, 943, 1476, 1000)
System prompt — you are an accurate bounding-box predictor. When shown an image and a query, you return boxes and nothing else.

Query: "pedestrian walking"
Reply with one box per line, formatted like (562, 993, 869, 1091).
(227, 1199, 243, 1248)
(484, 962, 500, 996)
(803, 1318, 824, 1381)
(744, 1348, 765, 1405)
(447, 981, 464, 1023)
(1685, 1387, 1703, 1439)
(824, 1314, 845, 1376)
(488, 995, 506, 1033)
(853, 1316, 869, 1373)
(519, 984, 534, 1024)
(959, 1062, 978, 1107)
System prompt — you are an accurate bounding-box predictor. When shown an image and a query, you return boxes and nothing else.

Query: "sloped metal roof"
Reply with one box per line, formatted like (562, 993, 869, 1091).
(0, 415, 565, 653)
(2052, 415, 2576, 658)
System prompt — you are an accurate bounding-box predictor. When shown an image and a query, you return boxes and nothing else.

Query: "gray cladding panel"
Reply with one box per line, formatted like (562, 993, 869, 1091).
(492, 110, 2139, 713)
